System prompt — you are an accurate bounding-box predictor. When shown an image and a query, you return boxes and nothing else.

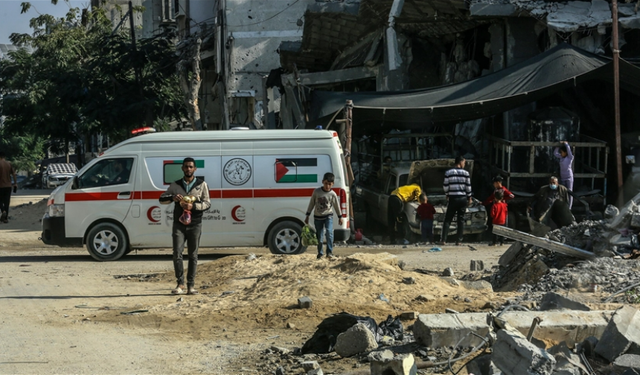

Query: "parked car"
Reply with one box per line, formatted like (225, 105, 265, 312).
(355, 159, 487, 242)
(42, 163, 78, 189)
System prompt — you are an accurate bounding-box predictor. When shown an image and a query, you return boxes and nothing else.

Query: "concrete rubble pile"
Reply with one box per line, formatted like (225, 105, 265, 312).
(492, 193, 640, 294)
(257, 305, 640, 375)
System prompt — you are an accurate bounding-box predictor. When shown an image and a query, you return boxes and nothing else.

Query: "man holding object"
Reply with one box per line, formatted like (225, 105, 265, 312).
(159, 158, 211, 295)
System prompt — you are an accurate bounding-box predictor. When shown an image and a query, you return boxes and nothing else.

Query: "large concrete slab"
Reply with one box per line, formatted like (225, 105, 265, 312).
(595, 306, 640, 362)
(492, 328, 556, 375)
(414, 311, 612, 348)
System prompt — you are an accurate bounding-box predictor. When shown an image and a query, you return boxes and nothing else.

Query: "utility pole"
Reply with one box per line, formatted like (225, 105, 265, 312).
(129, 1, 141, 87)
(612, 0, 624, 206)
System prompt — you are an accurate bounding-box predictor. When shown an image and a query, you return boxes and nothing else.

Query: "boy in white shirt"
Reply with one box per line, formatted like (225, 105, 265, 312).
(305, 173, 344, 259)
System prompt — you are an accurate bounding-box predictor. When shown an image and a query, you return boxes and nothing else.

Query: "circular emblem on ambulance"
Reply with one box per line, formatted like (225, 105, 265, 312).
(223, 158, 252, 186)
(231, 205, 246, 222)
(147, 206, 162, 223)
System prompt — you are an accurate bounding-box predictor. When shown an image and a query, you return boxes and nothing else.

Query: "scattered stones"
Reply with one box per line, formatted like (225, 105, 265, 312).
(286, 322, 296, 329)
(539, 292, 590, 311)
(402, 277, 415, 285)
(334, 323, 378, 357)
(301, 361, 320, 371)
(298, 296, 313, 309)
(443, 267, 454, 277)
(470, 259, 484, 271)
(399, 311, 418, 320)
(369, 350, 417, 375)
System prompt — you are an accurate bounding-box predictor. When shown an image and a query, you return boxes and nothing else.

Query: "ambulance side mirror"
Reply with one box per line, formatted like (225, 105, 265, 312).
(72, 176, 79, 190)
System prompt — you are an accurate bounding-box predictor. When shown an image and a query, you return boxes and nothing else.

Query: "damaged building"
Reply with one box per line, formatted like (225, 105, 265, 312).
(272, 0, 640, 205)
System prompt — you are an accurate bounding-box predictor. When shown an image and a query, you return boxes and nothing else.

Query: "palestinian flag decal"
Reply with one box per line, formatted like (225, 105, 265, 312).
(275, 158, 318, 183)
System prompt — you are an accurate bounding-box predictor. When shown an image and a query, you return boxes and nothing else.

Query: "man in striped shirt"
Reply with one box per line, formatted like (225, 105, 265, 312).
(441, 156, 473, 245)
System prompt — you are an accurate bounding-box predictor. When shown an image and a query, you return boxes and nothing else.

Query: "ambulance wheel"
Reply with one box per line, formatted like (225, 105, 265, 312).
(86, 223, 128, 261)
(268, 221, 307, 255)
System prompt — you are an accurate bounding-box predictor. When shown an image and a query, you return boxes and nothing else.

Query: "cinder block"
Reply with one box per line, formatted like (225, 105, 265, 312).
(298, 296, 313, 308)
(596, 306, 640, 362)
(492, 328, 556, 375)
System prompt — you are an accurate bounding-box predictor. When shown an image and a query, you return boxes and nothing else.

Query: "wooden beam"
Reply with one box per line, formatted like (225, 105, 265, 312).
(295, 66, 379, 86)
(493, 226, 595, 260)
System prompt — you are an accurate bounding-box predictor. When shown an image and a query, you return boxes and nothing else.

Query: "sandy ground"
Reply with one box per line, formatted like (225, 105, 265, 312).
(0, 191, 515, 374)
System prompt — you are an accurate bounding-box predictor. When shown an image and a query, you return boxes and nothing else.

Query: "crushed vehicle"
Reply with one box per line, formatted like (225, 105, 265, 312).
(356, 158, 487, 242)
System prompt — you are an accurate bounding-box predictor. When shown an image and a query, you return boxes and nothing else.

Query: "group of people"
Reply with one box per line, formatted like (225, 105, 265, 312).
(382, 140, 576, 246)
(0, 141, 577, 295)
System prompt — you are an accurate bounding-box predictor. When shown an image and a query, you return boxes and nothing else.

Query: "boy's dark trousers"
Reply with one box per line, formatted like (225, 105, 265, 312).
(388, 195, 403, 243)
(421, 219, 433, 243)
(492, 223, 504, 245)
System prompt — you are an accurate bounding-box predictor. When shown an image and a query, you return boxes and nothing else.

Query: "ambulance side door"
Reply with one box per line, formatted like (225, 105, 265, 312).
(65, 157, 137, 239)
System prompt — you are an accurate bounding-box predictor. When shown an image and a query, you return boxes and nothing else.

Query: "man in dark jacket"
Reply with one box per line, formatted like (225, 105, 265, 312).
(528, 176, 573, 227)
(159, 158, 211, 295)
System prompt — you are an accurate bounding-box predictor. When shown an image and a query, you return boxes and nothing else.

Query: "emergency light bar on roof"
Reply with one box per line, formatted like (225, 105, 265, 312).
(131, 127, 157, 136)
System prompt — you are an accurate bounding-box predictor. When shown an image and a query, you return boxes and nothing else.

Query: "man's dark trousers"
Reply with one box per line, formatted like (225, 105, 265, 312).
(172, 222, 202, 287)
(0, 187, 11, 218)
(442, 196, 467, 243)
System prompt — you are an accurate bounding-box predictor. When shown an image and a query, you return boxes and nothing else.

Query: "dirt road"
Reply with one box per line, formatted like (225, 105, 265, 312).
(0, 194, 511, 374)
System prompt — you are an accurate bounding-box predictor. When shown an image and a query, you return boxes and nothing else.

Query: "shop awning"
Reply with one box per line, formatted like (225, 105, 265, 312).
(308, 43, 640, 131)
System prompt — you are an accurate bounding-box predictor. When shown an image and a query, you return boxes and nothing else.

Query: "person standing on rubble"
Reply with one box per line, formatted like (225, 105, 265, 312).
(441, 156, 473, 246)
(554, 141, 574, 208)
(528, 176, 572, 226)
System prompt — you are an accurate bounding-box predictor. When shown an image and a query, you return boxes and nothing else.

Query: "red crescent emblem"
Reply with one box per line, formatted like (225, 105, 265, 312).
(147, 206, 161, 222)
(231, 205, 245, 222)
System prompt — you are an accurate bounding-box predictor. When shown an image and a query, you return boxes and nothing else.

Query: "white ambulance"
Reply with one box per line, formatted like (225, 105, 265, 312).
(41, 130, 350, 260)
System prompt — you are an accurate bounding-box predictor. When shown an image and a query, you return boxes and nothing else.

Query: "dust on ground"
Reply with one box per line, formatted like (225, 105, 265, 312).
(0, 193, 518, 374)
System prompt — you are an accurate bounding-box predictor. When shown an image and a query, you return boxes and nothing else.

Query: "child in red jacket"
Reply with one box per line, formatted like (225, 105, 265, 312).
(417, 194, 436, 244)
(490, 190, 508, 246)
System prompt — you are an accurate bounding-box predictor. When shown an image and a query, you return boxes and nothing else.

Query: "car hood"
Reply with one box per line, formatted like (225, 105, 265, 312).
(407, 159, 474, 195)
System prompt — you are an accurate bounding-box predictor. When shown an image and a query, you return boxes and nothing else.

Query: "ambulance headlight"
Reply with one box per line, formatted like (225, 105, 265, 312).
(48, 204, 65, 217)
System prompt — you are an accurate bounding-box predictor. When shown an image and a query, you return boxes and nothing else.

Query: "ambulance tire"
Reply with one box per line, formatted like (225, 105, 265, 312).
(268, 221, 307, 255)
(86, 223, 129, 261)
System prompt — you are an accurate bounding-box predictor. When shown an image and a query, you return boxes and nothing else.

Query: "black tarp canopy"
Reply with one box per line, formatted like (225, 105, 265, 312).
(309, 43, 640, 132)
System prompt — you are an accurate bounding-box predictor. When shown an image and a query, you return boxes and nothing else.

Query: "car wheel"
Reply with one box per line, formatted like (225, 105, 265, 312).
(267, 221, 307, 255)
(402, 216, 419, 243)
(86, 223, 128, 261)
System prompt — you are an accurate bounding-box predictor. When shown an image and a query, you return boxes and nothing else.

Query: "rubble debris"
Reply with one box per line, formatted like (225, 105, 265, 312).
(539, 292, 590, 311)
(465, 354, 501, 375)
(595, 305, 640, 362)
(399, 311, 418, 320)
(493, 226, 595, 260)
(614, 354, 640, 371)
(301, 313, 382, 354)
(443, 267, 454, 277)
(298, 296, 313, 309)
(334, 323, 378, 357)
(492, 325, 556, 375)
(547, 342, 590, 375)
(515, 258, 640, 305)
(402, 277, 415, 285)
(369, 350, 417, 375)
(470, 260, 484, 271)
(415, 310, 611, 350)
